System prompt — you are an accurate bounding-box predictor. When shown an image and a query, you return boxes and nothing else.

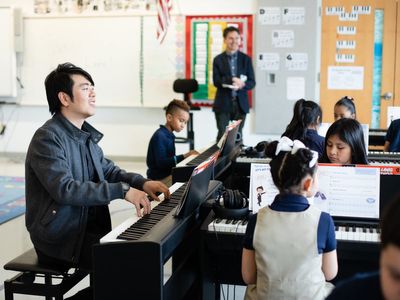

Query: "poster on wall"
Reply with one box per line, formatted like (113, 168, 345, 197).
(327, 66, 364, 90)
(185, 15, 253, 106)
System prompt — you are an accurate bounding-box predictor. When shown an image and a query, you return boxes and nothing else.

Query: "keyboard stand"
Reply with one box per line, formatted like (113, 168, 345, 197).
(200, 211, 246, 300)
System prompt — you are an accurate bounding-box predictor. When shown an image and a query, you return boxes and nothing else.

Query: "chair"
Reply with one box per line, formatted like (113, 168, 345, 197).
(3, 248, 88, 300)
(173, 79, 200, 150)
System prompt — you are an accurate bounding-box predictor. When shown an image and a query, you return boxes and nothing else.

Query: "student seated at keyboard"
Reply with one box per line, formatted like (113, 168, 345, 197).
(326, 195, 400, 300)
(281, 99, 325, 157)
(320, 118, 368, 164)
(384, 119, 400, 152)
(146, 99, 198, 181)
(241, 137, 338, 300)
(334, 96, 356, 121)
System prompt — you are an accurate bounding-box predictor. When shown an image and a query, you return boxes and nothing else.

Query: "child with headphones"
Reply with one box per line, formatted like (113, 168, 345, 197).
(319, 118, 368, 165)
(241, 137, 338, 299)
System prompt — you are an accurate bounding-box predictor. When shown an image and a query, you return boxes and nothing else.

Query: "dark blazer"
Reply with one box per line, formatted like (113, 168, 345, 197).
(212, 51, 255, 114)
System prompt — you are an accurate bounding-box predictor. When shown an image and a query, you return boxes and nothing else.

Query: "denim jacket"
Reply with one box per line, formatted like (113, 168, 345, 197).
(25, 113, 148, 263)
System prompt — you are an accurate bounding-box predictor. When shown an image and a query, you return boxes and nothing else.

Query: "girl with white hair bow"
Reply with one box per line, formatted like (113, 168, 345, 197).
(242, 136, 338, 300)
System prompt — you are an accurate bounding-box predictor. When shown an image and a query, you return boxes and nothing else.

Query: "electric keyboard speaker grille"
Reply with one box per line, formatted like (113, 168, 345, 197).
(117, 183, 187, 241)
(186, 144, 219, 166)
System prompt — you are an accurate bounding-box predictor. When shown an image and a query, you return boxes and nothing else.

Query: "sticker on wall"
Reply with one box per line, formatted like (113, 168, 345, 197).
(339, 12, 358, 21)
(258, 53, 280, 71)
(337, 26, 356, 35)
(271, 30, 294, 48)
(282, 7, 305, 25)
(336, 40, 356, 49)
(325, 6, 345, 16)
(335, 54, 355, 63)
(387, 107, 400, 128)
(328, 66, 364, 90)
(352, 6, 371, 15)
(258, 7, 281, 25)
(287, 77, 305, 100)
(285, 53, 308, 71)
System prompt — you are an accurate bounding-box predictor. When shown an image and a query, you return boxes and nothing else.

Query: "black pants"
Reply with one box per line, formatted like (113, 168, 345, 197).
(215, 98, 246, 142)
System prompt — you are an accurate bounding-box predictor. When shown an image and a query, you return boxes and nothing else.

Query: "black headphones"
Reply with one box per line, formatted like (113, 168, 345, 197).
(213, 188, 249, 219)
(244, 141, 268, 158)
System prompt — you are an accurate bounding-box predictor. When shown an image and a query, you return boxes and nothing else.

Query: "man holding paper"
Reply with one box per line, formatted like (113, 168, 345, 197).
(212, 26, 256, 142)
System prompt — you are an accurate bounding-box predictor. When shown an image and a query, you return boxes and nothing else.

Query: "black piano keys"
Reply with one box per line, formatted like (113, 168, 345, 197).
(117, 184, 187, 241)
(186, 143, 219, 166)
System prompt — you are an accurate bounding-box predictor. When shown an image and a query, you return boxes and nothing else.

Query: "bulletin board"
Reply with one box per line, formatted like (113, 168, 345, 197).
(254, 0, 321, 134)
(185, 15, 253, 106)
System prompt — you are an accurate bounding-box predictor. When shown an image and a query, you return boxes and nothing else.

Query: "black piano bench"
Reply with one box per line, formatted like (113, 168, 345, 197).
(3, 248, 88, 300)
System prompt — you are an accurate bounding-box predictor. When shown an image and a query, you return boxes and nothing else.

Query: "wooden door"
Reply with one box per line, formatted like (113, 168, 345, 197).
(320, 0, 398, 128)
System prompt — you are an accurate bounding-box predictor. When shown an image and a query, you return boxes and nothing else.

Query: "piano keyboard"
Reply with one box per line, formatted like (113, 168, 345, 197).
(369, 130, 386, 136)
(236, 156, 271, 164)
(335, 225, 380, 242)
(207, 218, 381, 243)
(186, 143, 219, 166)
(101, 182, 184, 243)
(207, 218, 248, 234)
(368, 151, 400, 164)
(118, 186, 186, 241)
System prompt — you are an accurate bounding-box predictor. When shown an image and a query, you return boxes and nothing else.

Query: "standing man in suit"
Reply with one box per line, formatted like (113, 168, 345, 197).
(212, 26, 256, 142)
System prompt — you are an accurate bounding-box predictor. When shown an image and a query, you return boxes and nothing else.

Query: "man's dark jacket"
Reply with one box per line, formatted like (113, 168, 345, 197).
(25, 113, 148, 263)
(212, 51, 256, 114)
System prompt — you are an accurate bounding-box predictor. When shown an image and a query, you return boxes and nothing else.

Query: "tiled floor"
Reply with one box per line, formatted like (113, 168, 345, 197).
(0, 156, 245, 299)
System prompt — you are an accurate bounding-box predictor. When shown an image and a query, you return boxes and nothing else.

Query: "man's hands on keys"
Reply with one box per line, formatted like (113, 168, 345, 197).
(124, 181, 170, 217)
(143, 181, 170, 202)
(124, 188, 151, 217)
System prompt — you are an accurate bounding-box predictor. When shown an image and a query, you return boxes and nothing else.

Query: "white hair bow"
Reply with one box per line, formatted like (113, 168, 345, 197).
(275, 136, 318, 167)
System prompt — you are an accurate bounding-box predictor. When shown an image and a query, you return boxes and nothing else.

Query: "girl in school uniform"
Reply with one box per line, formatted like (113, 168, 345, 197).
(334, 96, 357, 121)
(282, 99, 325, 157)
(242, 137, 338, 300)
(320, 118, 368, 164)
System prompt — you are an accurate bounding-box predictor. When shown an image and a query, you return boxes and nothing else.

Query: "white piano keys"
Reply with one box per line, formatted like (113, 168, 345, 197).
(208, 218, 248, 234)
(176, 153, 199, 167)
(335, 225, 380, 243)
(358, 227, 367, 241)
(371, 228, 380, 242)
(236, 157, 272, 164)
(176, 143, 217, 167)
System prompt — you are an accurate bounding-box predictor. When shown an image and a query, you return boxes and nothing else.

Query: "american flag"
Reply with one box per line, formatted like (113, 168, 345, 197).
(157, 0, 172, 43)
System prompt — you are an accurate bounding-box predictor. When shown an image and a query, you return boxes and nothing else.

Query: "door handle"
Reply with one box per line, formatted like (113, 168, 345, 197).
(381, 92, 393, 100)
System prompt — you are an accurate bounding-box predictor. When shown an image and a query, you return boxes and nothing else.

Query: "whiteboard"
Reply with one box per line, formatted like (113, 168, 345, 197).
(142, 16, 181, 107)
(21, 15, 179, 107)
(0, 7, 17, 97)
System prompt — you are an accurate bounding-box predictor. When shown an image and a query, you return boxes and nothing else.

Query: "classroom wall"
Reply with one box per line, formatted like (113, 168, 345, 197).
(0, 0, 274, 159)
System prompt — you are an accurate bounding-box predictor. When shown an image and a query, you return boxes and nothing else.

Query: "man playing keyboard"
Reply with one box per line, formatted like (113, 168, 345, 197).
(25, 63, 169, 299)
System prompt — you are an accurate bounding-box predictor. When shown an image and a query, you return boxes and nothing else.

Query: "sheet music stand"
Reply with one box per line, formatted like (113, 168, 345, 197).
(173, 79, 200, 150)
